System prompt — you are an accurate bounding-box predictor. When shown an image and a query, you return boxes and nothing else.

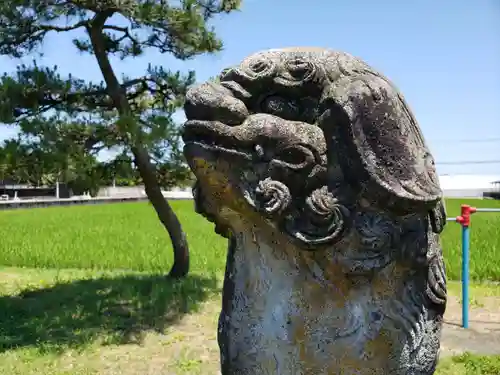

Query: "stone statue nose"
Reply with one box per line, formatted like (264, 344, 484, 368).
(239, 114, 294, 141)
(184, 82, 249, 126)
(243, 113, 288, 128)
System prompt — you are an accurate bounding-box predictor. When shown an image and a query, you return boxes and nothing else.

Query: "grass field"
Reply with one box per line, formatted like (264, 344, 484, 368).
(0, 197, 499, 374)
(1, 198, 499, 281)
(437, 353, 500, 375)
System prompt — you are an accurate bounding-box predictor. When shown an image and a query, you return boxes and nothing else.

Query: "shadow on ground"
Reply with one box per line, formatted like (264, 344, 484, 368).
(0, 273, 219, 353)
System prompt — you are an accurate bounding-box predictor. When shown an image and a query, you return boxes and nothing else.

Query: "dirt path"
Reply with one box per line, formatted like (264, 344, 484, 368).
(440, 294, 500, 357)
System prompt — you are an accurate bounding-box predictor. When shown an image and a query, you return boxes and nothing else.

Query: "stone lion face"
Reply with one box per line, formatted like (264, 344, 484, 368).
(182, 49, 354, 248)
(182, 47, 443, 249)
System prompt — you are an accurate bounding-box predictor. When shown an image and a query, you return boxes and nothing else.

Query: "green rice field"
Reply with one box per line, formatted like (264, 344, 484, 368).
(0, 198, 499, 281)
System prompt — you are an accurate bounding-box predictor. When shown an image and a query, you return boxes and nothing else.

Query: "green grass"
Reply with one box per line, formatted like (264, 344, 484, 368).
(0, 268, 219, 352)
(0, 267, 222, 375)
(436, 353, 500, 375)
(1, 198, 499, 281)
(441, 199, 500, 281)
(0, 267, 496, 375)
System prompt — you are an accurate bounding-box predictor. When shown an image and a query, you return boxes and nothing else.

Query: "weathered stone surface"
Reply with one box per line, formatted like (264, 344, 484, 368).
(182, 47, 447, 375)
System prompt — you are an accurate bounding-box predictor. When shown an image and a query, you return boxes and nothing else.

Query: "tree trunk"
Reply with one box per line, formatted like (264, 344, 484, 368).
(132, 146, 190, 278)
(88, 12, 190, 278)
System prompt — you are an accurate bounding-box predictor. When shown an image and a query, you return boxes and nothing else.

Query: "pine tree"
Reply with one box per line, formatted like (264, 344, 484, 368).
(0, 0, 241, 278)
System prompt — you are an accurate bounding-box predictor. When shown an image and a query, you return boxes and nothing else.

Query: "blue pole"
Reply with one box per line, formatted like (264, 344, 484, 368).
(461, 225, 470, 329)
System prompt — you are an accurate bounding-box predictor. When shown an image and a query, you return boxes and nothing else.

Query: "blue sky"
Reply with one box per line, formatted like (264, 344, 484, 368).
(1, 0, 499, 176)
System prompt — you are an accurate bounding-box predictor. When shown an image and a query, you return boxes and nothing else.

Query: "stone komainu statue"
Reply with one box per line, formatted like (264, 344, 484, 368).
(182, 47, 447, 375)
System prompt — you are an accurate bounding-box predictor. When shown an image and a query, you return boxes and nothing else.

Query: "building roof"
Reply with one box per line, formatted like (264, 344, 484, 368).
(438, 175, 500, 190)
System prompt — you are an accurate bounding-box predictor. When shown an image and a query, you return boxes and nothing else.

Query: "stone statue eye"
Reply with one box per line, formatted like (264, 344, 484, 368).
(261, 95, 299, 120)
(274, 145, 313, 168)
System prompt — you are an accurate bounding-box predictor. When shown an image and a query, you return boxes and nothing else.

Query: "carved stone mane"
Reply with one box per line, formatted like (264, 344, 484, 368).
(182, 48, 447, 375)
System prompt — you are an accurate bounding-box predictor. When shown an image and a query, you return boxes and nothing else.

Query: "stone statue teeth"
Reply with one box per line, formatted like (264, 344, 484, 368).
(182, 47, 447, 375)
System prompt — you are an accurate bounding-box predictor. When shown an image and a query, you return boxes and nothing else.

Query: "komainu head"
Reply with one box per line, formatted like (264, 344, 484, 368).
(182, 47, 446, 249)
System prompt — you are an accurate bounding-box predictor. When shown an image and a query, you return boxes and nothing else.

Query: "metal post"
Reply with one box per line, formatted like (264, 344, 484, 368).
(474, 208, 500, 213)
(455, 204, 476, 329)
(446, 204, 499, 329)
(461, 224, 470, 329)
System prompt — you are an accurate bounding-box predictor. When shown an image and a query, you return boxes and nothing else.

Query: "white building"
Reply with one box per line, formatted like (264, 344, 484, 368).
(439, 174, 500, 198)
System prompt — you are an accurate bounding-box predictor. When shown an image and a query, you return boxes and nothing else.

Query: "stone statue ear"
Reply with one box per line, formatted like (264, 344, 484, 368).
(429, 199, 447, 234)
(318, 75, 443, 215)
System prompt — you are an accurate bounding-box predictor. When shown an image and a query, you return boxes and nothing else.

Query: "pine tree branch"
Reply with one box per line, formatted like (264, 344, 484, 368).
(39, 20, 91, 33)
(1, 69, 194, 123)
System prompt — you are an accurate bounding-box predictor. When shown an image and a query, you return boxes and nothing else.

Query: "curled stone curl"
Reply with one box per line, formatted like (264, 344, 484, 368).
(240, 56, 278, 80)
(255, 178, 291, 215)
(278, 56, 324, 86)
(306, 186, 339, 221)
(356, 213, 395, 251)
(286, 186, 349, 247)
